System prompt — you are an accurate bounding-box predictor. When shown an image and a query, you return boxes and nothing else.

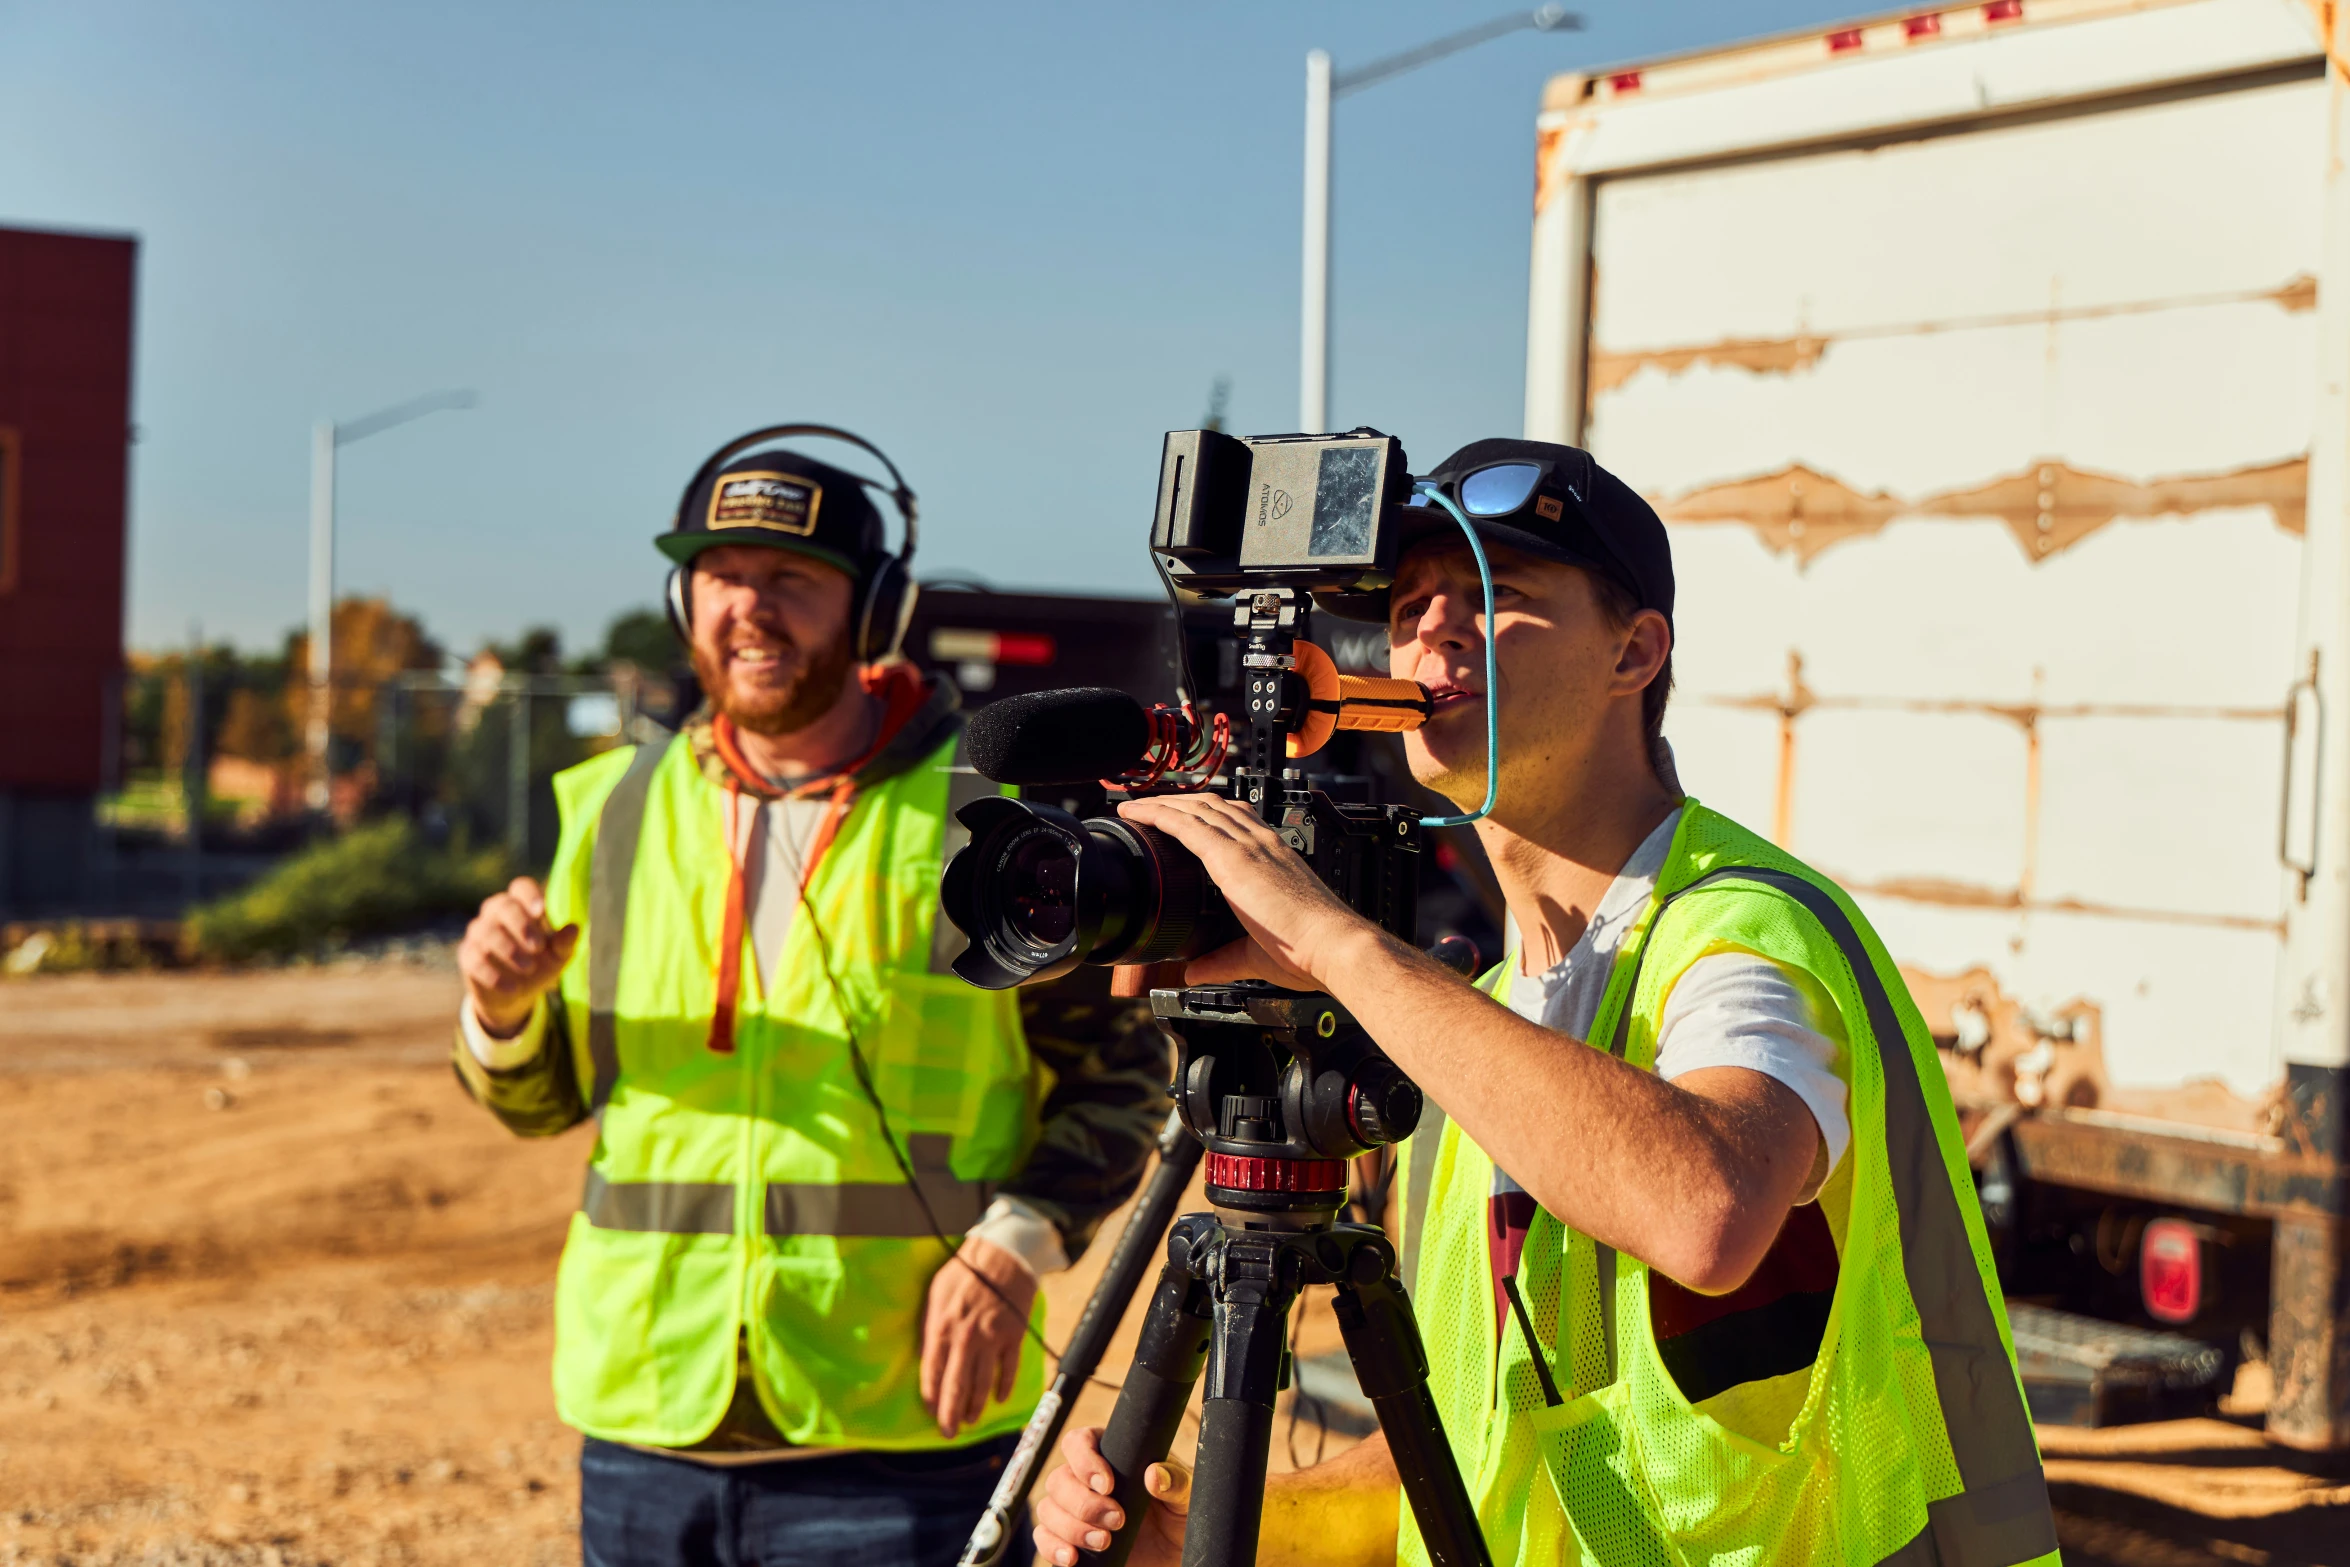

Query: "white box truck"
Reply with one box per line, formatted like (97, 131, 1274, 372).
(1524, 0, 2348, 1447)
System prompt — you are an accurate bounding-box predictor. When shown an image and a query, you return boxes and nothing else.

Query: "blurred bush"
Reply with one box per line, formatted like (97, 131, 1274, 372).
(185, 819, 506, 962)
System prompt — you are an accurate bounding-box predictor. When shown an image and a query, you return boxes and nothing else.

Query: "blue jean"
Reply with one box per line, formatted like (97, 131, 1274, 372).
(579, 1434, 1025, 1567)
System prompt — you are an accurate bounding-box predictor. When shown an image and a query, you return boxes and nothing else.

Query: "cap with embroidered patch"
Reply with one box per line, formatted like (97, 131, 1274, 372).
(656, 448, 886, 580)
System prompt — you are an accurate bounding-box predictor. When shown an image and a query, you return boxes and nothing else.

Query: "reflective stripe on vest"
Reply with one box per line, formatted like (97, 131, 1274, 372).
(1400, 1099, 1447, 1304)
(582, 1170, 734, 1234)
(586, 731, 671, 1113)
(764, 1133, 995, 1237)
(581, 1134, 995, 1238)
(1630, 868, 2051, 1567)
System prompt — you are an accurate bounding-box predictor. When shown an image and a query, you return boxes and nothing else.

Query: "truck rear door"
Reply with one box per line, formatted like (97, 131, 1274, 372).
(1561, 5, 2325, 1104)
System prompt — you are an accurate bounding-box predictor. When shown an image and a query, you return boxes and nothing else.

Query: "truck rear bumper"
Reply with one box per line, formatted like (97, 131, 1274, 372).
(2001, 1084, 2346, 1450)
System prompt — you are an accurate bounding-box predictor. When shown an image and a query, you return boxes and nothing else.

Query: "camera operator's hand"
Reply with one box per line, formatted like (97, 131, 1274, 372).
(459, 877, 579, 1037)
(1115, 795, 1372, 991)
(1033, 1426, 1190, 1567)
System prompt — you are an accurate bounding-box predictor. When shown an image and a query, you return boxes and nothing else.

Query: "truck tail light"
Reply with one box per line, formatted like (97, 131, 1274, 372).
(928, 629, 1058, 667)
(991, 632, 1057, 667)
(1984, 0, 2023, 21)
(1828, 29, 1865, 52)
(1905, 14, 1942, 38)
(1609, 71, 1642, 94)
(2140, 1218, 2202, 1324)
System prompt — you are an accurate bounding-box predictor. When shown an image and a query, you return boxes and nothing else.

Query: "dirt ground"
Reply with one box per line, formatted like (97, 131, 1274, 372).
(2, 960, 2346, 1566)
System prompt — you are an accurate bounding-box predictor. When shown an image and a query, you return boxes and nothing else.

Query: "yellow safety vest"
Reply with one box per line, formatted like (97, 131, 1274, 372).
(1398, 802, 2058, 1566)
(534, 730, 1043, 1450)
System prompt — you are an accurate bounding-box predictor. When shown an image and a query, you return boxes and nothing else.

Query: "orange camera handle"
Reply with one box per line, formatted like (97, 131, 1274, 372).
(1286, 641, 1434, 759)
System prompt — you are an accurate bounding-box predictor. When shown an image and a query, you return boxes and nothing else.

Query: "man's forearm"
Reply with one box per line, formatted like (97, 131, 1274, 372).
(1318, 928, 1812, 1293)
(449, 997, 588, 1139)
(1000, 974, 1171, 1260)
(1258, 1431, 1400, 1567)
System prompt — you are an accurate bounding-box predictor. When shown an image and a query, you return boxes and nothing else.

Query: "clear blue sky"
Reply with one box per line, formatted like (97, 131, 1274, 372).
(0, 1, 1863, 657)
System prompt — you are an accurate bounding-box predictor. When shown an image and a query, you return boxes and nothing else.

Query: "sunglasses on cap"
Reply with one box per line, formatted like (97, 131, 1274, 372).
(1406, 455, 1653, 606)
(1407, 460, 1553, 517)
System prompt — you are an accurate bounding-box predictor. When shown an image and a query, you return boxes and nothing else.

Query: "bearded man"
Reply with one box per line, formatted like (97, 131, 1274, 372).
(451, 444, 1169, 1567)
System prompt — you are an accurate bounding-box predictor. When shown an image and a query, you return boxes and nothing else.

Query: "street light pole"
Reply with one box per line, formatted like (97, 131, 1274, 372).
(1301, 50, 1333, 434)
(1298, 5, 1581, 435)
(305, 388, 475, 812)
(305, 421, 337, 810)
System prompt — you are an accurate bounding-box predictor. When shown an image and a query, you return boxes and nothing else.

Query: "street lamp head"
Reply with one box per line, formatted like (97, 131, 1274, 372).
(1304, 5, 1584, 429)
(333, 388, 479, 447)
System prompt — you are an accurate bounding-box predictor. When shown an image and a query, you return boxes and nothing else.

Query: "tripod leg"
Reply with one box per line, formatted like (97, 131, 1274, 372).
(1182, 1230, 1298, 1567)
(1331, 1244, 1492, 1567)
(961, 1122, 1202, 1567)
(1080, 1223, 1215, 1567)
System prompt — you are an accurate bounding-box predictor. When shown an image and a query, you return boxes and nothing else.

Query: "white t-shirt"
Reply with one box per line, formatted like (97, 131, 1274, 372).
(459, 792, 1069, 1277)
(1502, 809, 1850, 1203)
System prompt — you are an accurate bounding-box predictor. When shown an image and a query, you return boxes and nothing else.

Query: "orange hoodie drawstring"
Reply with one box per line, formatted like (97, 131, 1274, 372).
(703, 667, 926, 1055)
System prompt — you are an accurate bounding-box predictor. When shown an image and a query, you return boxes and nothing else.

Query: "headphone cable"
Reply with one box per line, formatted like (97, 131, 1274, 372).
(788, 873, 1135, 1406)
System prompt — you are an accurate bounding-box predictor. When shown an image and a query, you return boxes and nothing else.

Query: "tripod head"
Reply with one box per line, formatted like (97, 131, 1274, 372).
(1156, 987, 1421, 1227)
(1149, 586, 1462, 1228)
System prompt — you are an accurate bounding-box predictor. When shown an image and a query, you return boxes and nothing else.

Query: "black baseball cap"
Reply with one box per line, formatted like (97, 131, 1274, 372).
(656, 448, 887, 580)
(1317, 438, 1673, 625)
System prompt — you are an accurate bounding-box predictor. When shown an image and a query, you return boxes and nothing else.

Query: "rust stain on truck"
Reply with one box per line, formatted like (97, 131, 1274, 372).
(1590, 274, 2320, 396)
(1656, 456, 2308, 566)
(1590, 335, 1828, 395)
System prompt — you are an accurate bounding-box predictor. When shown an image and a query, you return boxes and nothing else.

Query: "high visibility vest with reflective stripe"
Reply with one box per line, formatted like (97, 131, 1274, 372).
(540, 731, 1040, 1451)
(1397, 802, 2058, 1567)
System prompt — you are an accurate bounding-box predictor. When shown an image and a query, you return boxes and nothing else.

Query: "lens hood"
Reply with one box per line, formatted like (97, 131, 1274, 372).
(940, 796, 1238, 990)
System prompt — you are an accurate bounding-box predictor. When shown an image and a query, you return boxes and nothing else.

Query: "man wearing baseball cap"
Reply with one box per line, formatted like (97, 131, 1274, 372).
(1034, 440, 2054, 1566)
(450, 439, 1170, 1565)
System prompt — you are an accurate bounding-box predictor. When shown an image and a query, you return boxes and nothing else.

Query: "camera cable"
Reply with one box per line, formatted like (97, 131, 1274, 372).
(1411, 484, 1500, 829)
(787, 873, 1143, 1409)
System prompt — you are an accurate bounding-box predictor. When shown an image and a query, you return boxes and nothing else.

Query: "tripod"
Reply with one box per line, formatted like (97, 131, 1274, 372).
(957, 1112, 1204, 1567)
(1078, 989, 1491, 1567)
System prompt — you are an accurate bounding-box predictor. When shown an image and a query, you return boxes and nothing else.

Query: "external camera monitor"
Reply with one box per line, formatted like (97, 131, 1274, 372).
(1150, 428, 1411, 597)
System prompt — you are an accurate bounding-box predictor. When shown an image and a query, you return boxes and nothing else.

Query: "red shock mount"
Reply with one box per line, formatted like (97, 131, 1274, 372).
(1103, 702, 1230, 792)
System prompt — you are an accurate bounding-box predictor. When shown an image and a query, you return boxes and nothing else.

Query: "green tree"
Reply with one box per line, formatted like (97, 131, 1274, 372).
(602, 607, 680, 673)
(492, 625, 563, 676)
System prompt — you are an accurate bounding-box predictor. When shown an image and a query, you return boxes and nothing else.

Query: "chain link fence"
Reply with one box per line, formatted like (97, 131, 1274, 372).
(91, 657, 687, 922)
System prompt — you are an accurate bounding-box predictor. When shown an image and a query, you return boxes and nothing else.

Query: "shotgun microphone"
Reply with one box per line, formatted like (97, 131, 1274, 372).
(963, 688, 1173, 785)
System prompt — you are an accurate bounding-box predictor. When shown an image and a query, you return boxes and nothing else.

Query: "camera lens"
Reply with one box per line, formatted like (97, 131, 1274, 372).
(1098, 818, 1232, 967)
(942, 798, 1241, 989)
(998, 831, 1077, 948)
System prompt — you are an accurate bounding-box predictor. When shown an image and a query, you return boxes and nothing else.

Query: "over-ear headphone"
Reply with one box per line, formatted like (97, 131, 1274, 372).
(662, 423, 920, 665)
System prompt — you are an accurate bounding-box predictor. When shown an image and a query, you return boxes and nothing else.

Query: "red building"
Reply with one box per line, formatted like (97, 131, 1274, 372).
(0, 224, 137, 914)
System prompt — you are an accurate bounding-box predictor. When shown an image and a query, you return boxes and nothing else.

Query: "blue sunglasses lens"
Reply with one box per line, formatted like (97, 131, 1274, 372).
(1457, 463, 1545, 517)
